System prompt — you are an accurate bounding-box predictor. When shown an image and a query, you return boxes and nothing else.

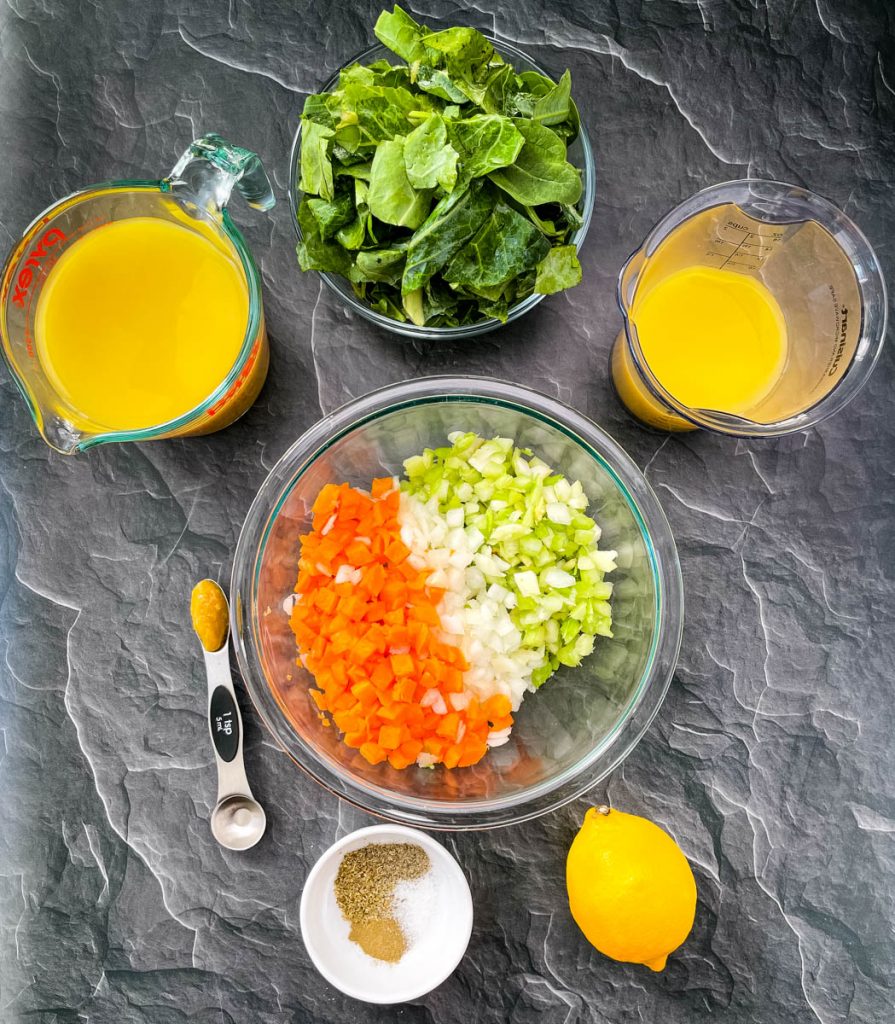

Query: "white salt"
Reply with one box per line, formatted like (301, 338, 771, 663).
(393, 866, 439, 948)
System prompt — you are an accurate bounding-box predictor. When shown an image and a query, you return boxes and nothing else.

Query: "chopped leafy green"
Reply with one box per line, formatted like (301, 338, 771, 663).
(299, 121, 335, 201)
(296, 4, 585, 326)
(296, 198, 351, 274)
(532, 69, 572, 126)
(402, 181, 494, 292)
(367, 137, 432, 228)
(534, 245, 582, 294)
(404, 115, 459, 192)
(444, 202, 550, 289)
(352, 246, 406, 284)
(450, 115, 524, 180)
(489, 119, 582, 206)
(307, 192, 355, 239)
(373, 5, 427, 62)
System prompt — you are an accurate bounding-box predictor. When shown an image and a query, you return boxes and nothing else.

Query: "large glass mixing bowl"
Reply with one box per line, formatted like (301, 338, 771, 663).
(231, 378, 682, 829)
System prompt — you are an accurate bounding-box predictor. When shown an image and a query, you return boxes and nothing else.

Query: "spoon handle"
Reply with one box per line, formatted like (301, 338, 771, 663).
(203, 646, 255, 804)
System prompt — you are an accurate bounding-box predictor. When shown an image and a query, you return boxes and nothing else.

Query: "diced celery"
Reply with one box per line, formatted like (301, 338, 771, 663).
(514, 570, 540, 597)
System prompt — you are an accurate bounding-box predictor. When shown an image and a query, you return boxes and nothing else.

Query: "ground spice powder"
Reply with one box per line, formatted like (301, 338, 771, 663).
(334, 842, 430, 963)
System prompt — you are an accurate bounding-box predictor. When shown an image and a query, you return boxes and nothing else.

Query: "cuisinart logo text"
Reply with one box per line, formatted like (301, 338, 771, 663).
(11, 227, 67, 307)
(829, 307, 849, 376)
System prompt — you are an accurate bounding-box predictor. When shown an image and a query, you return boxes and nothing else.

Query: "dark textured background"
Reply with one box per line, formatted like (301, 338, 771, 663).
(1, 1, 893, 1022)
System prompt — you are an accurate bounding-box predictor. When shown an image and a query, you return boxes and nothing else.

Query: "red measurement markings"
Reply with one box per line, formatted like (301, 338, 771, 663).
(206, 335, 261, 416)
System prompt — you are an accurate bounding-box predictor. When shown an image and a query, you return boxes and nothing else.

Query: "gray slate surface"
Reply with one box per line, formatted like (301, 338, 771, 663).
(1, 1, 893, 1022)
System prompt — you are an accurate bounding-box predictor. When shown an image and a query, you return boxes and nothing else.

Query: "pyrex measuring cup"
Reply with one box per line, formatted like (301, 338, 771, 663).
(611, 180, 887, 434)
(0, 133, 275, 454)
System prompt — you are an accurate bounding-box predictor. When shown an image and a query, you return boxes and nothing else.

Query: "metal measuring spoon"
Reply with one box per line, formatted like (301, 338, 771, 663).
(190, 579, 266, 851)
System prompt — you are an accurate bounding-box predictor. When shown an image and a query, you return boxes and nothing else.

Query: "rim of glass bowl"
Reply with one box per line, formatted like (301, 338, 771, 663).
(230, 377, 683, 830)
(287, 40, 596, 340)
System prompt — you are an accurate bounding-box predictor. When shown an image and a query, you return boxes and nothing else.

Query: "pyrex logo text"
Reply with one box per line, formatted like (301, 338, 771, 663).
(12, 227, 67, 307)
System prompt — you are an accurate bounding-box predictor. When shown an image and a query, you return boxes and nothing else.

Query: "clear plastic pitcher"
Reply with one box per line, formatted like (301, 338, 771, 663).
(0, 133, 275, 454)
(611, 180, 888, 435)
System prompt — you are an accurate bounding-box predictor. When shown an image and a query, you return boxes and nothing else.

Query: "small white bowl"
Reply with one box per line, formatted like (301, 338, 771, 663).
(300, 824, 473, 1004)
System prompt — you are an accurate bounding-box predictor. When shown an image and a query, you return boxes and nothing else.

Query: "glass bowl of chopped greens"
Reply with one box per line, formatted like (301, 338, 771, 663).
(231, 377, 682, 829)
(288, 7, 595, 338)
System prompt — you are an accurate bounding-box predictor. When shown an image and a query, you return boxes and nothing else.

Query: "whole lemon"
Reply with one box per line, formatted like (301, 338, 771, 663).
(566, 805, 696, 971)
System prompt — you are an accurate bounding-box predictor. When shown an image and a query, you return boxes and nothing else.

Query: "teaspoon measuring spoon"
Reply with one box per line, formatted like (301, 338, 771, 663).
(190, 579, 266, 851)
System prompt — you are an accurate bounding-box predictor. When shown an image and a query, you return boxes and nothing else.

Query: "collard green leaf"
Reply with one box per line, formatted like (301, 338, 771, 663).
(307, 192, 355, 239)
(300, 120, 335, 200)
(352, 247, 407, 284)
(335, 180, 370, 249)
(368, 290, 408, 321)
(413, 65, 470, 104)
(421, 25, 495, 105)
(524, 205, 561, 238)
(480, 64, 518, 115)
(374, 6, 428, 62)
(335, 160, 373, 180)
(336, 214, 366, 249)
(513, 70, 580, 140)
(402, 181, 494, 292)
(404, 115, 458, 192)
(534, 244, 582, 294)
(367, 137, 432, 228)
(451, 115, 524, 179)
(339, 60, 411, 91)
(443, 201, 550, 289)
(421, 25, 493, 72)
(296, 197, 351, 273)
(302, 93, 336, 127)
(531, 69, 571, 126)
(489, 119, 582, 205)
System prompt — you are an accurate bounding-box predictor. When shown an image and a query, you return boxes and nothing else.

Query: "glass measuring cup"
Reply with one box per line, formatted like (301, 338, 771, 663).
(611, 180, 887, 435)
(0, 133, 275, 454)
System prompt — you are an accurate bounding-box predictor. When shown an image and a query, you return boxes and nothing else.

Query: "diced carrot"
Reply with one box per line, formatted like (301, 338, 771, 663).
(332, 705, 363, 728)
(364, 563, 387, 596)
(409, 603, 440, 626)
(351, 680, 378, 707)
(422, 736, 447, 757)
(442, 667, 464, 693)
(400, 738, 423, 760)
(397, 560, 419, 581)
(311, 483, 340, 516)
(378, 703, 407, 723)
(371, 476, 395, 498)
(360, 742, 387, 765)
(482, 694, 512, 720)
(458, 737, 488, 767)
(390, 653, 414, 677)
(436, 712, 460, 740)
(387, 751, 413, 770)
(370, 662, 394, 690)
(393, 677, 417, 703)
(332, 691, 358, 712)
(443, 744, 462, 769)
(364, 601, 387, 622)
(314, 589, 339, 614)
(378, 726, 403, 750)
(310, 689, 328, 711)
(343, 730, 365, 749)
(348, 637, 377, 665)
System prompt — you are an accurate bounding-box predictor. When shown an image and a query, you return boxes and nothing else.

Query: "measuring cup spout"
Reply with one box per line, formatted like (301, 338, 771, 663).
(166, 134, 276, 216)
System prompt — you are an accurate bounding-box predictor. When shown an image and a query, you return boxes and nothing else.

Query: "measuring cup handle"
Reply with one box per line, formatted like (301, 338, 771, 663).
(167, 133, 276, 214)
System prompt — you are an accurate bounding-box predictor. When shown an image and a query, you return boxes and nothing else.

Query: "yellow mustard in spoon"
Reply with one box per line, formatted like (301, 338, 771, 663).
(190, 579, 266, 851)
